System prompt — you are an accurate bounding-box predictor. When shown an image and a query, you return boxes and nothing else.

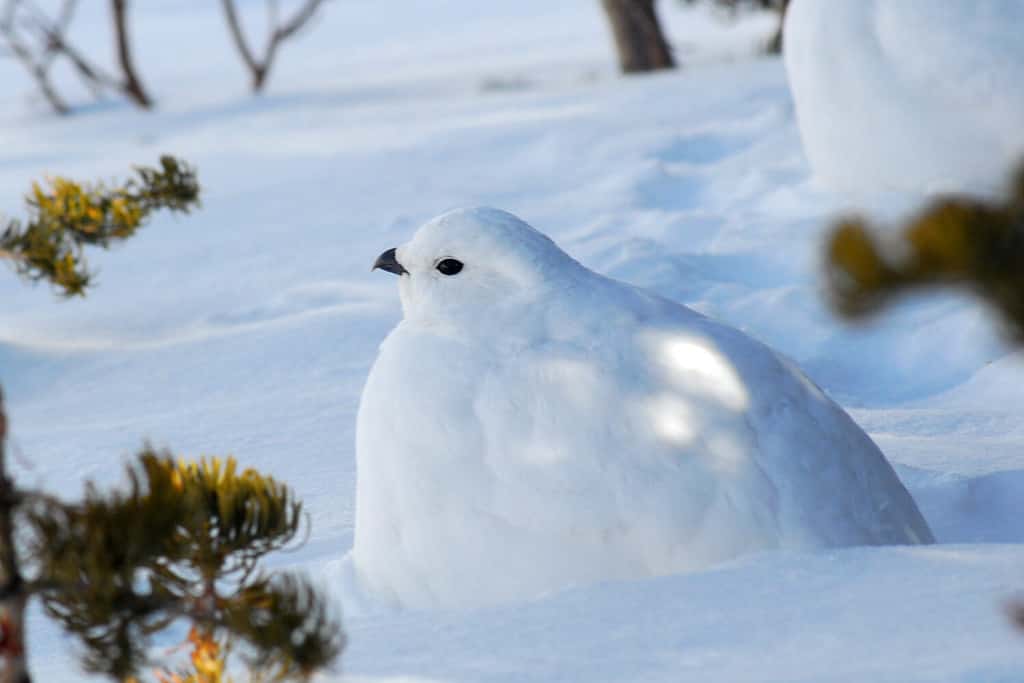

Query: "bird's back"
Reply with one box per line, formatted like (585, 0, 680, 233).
(508, 274, 934, 552)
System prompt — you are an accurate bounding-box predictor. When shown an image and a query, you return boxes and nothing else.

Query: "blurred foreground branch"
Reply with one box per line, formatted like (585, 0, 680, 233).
(824, 165, 1024, 340)
(1, 157, 343, 680)
(0, 389, 29, 683)
(29, 451, 345, 679)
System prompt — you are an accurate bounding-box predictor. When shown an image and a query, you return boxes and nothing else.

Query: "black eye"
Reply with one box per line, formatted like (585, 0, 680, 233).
(436, 258, 463, 276)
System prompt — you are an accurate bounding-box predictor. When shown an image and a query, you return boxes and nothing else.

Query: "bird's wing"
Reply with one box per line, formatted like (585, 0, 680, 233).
(633, 301, 934, 548)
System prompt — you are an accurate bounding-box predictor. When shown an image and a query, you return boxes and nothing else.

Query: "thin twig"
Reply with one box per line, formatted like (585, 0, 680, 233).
(221, 0, 260, 80)
(272, 0, 324, 43)
(110, 0, 152, 107)
(220, 0, 326, 92)
(0, 0, 154, 111)
(0, 0, 70, 113)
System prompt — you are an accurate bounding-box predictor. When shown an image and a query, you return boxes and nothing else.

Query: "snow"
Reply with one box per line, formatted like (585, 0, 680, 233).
(341, 546, 1024, 683)
(784, 0, 1024, 196)
(353, 206, 931, 610)
(0, 0, 1021, 680)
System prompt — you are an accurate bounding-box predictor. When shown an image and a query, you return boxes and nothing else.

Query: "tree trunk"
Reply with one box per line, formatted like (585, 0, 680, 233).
(110, 0, 153, 108)
(600, 0, 675, 74)
(765, 0, 790, 55)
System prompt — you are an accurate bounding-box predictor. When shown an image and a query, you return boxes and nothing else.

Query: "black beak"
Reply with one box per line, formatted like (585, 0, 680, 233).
(373, 247, 407, 276)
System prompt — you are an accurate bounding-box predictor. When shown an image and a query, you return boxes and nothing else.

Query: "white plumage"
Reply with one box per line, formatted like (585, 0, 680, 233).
(784, 0, 1024, 194)
(353, 207, 933, 610)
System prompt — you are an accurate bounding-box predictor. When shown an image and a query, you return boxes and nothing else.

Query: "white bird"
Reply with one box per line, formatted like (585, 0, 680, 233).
(353, 207, 933, 610)
(784, 0, 1024, 195)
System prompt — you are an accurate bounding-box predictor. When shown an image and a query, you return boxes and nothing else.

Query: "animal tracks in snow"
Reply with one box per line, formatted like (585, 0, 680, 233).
(658, 130, 755, 166)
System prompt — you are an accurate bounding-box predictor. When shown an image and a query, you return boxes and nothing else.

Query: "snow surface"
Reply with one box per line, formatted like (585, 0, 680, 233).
(784, 0, 1024, 196)
(0, 0, 1021, 680)
(353, 206, 931, 610)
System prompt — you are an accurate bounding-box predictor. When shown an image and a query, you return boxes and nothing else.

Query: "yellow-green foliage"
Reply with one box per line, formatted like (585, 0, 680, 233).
(167, 456, 303, 579)
(0, 156, 199, 296)
(152, 627, 231, 683)
(0, 159, 341, 680)
(826, 165, 1024, 339)
(25, 449, 344, 681)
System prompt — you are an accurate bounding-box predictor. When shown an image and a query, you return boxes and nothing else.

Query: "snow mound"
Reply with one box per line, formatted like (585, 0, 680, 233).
(339, 545, 1024, 683)
(784, 0, 1024, 195)
(352, 208, 931, 610)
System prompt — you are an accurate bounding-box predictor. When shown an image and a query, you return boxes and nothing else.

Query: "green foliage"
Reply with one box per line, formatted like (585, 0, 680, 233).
(0, 158, 342, 680)
(825, 165, 1024, 340)
(167, 457, 303, 580)
(23, 449, 344, 681)
(225, 574, 346, 679)
(0, 155, 200, 296)
(825, 165, 1024, 639)
(25, 454, 190, 676)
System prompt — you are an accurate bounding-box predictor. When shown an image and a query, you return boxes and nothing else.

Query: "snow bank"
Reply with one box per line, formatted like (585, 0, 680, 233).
(784, 0, 1024, 196)
(339, 546, 1024, 683)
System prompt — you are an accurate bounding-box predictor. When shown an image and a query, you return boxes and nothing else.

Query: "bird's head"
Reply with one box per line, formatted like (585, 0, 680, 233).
(373, 207, 580, 328)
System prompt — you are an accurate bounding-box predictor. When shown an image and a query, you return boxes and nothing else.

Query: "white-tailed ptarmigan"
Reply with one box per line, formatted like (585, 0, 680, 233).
(353, 207, 933, 609)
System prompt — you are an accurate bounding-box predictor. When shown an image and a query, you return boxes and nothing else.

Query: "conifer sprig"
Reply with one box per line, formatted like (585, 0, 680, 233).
(0, 156, 200, 296)
(23, 450, 342, 681)
(1, 159, 342, 680)
(226, 573, 346, 679)
(825, 165, 1024, 339)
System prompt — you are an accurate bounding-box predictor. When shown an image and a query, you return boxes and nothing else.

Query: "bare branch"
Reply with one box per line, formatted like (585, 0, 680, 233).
(110, 0, 153, 108)
(221, 0, 327, 92)
(0, 0, 153, 113)
(24, 17, 121, 94)
(37, 1, 87, 72)
(273, 0, 324, 43)
(0, 4, 70, 114)
(221, 0, 261, 79)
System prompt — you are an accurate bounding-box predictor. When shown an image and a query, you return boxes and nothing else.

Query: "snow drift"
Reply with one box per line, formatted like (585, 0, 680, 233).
(784, 0, 1024, 196)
